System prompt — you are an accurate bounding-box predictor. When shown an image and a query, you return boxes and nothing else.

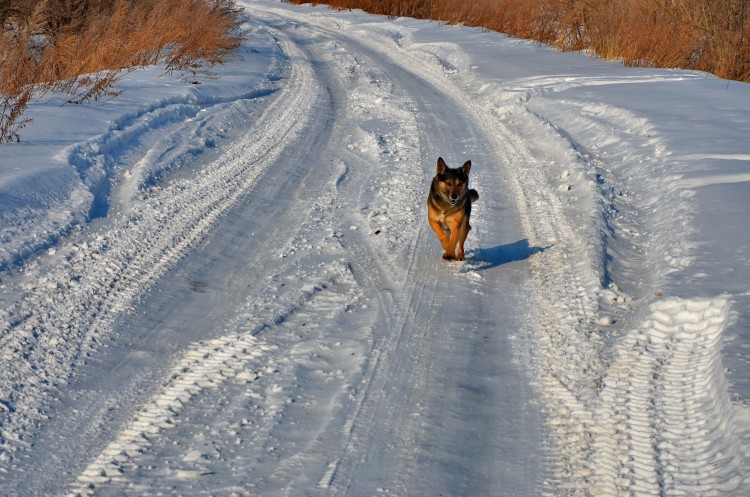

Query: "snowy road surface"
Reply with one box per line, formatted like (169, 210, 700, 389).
(2, 1, 750, 496)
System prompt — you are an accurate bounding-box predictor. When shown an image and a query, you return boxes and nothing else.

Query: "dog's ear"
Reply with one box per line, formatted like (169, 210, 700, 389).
(437, 157, 447, 174)
(461, 160, 472, 176)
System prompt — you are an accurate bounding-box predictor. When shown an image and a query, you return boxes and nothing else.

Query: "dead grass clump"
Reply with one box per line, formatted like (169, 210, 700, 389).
(0, 0, 244, 143)
(285, 0, 750, 83)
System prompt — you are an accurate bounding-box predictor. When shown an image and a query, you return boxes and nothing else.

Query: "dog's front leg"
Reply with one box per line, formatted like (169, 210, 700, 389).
(443, 216, 464, 260)
(455, 219, 470, 261)
(428, 218, 455, 259)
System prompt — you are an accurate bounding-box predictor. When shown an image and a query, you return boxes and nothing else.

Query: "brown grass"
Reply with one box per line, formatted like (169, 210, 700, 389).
(0, 0, 244, 143)
(286, 0, 750, 83)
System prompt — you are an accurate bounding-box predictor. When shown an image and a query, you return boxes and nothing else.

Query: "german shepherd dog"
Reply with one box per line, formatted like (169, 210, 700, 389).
(427, 157, 479, 261)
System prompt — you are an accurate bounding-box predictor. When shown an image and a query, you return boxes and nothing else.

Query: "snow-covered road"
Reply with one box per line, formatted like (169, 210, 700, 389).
(2, 1, 750, 496)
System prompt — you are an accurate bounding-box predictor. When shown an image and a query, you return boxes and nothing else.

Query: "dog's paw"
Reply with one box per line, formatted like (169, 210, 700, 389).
(442, 252, 455, 260)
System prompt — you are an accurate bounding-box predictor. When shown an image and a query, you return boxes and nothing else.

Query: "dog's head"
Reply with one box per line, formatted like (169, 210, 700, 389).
(434, 157, 471, 206)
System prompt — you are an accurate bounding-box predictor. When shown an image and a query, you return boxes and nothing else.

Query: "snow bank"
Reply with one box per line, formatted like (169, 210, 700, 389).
(0, 27, 280, 272)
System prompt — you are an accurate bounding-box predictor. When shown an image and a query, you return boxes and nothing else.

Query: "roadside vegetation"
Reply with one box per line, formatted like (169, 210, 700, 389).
(286, 0, 750, 83)
(0, 0, 244, 143)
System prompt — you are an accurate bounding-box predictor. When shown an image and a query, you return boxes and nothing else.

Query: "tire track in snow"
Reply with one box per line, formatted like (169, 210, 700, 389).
(268, 22, 444, 495)
(69, 333, 271, 493)
(594, 298, 750, 496)
(0, 28, 317, 466)
(0, 47, 280, 273)
(325, 243, 440, 496)
(334, 19, 605, 494)
(526, 96, 694, 295)
(251, 6, 580, 495)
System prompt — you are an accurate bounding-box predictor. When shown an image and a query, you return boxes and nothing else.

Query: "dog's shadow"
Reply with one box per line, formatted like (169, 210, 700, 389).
(467, 239, 547, 271)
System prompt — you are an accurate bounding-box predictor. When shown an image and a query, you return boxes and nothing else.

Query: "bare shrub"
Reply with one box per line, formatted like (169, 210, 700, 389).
(285, 0, 750, 82)
(0, 0, 244, 143)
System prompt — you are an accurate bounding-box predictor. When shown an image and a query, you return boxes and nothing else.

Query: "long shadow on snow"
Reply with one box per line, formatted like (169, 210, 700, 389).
(467, 239, 547, 271)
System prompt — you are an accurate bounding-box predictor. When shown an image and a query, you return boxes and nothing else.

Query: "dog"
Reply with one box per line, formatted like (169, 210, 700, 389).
(427, 157, 479, 261)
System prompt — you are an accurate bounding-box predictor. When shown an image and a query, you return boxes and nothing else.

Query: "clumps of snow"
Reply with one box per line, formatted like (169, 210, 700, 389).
(598, 283, 634, 309)
(595, 315, 613, 326)
(3, 1, 750, 494)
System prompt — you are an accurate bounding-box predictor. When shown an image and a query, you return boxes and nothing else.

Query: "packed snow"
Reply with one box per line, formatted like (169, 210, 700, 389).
(1, 0, 749, 495)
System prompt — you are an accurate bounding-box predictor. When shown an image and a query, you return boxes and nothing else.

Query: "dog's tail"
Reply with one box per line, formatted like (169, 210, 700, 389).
(469, 189, 479, 203)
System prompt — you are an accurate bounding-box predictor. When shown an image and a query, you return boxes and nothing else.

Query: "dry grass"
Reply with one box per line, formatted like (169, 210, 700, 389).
(287, 0, 750, 83)
(0, 0, 244, 142)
